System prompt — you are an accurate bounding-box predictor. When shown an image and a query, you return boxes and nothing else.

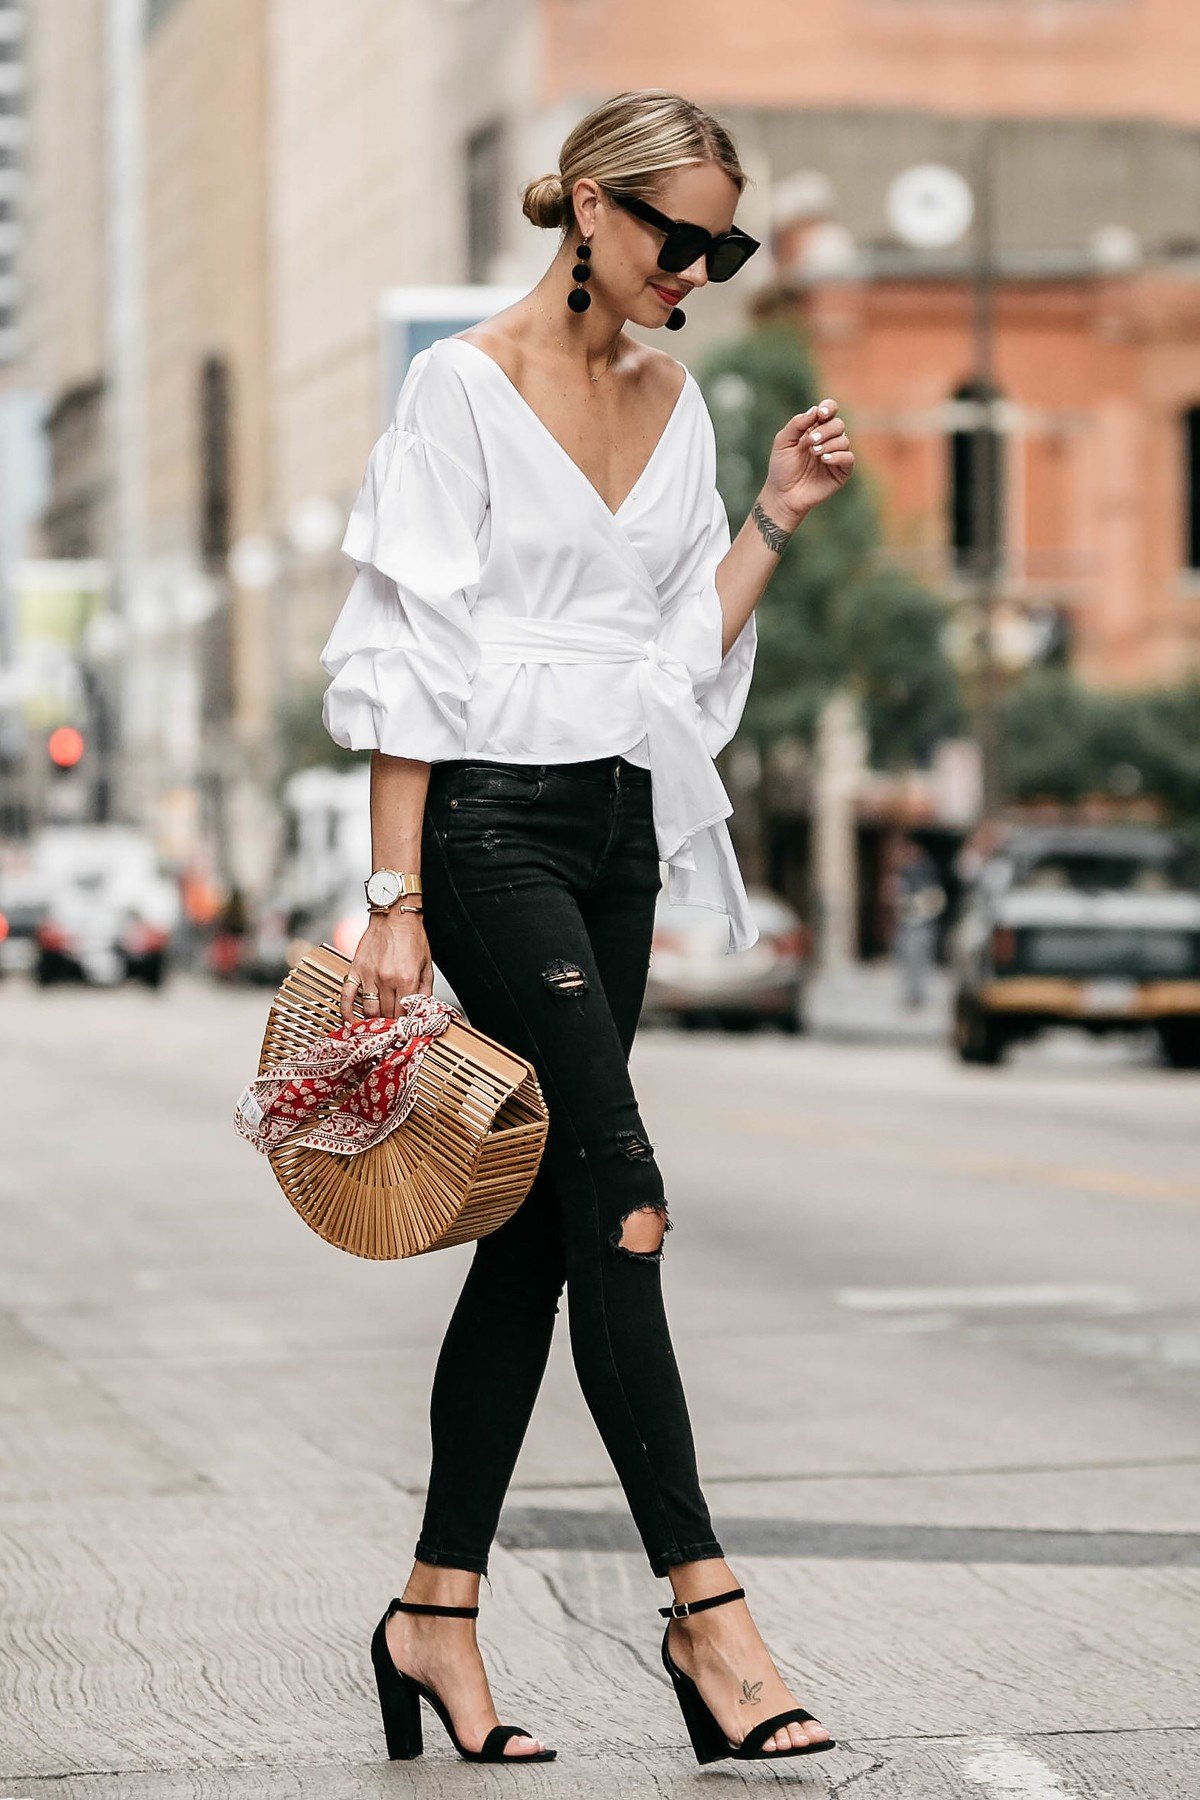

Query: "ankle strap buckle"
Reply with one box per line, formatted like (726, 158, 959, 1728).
(657, 1584, 745, 1620)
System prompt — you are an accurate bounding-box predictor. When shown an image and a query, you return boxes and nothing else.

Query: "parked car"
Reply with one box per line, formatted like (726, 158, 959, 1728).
(641, 881, 811, 1033)
(0, 844, 43, 977)
(950, 824, 1200, 1066)
(29, 825, 180, 988)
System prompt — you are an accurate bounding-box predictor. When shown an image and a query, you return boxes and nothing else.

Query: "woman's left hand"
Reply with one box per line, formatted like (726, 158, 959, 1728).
(761, 397, 855, 528)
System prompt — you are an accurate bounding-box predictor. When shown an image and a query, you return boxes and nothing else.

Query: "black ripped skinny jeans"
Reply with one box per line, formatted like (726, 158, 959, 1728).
(413, 752, 725, 1580)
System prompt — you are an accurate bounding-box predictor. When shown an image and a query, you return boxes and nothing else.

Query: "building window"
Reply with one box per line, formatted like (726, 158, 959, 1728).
(949, 379, 1006, 576)
(198, 353, 232, 571)
(1185, 404, 1200, 572)
(465, 122, 503, 283)
(145, 0, 188, 34)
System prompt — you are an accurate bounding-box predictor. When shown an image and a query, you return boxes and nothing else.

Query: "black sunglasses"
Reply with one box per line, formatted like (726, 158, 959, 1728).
(601, 187, 760, 283)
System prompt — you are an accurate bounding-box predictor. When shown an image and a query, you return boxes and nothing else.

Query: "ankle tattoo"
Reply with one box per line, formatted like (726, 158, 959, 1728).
(739, 1678, 764, 1705)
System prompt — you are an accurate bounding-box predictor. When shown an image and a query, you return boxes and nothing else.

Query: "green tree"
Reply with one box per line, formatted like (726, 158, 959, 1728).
(1002, 669, 1200, 816)
(699, 322, 963, 767)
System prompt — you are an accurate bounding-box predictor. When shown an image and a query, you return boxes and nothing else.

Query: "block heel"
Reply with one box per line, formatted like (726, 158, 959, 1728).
(660, 1627, 734, 1763)
(370, 1611, 424, 1759)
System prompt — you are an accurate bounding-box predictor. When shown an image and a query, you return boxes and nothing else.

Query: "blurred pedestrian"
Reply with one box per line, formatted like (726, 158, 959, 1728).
(207, 883, 249, 981)
(889, 835, 945, 1009)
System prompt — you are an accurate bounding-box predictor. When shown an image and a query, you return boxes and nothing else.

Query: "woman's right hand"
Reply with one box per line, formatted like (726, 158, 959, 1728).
(340, 912, 434, 1023)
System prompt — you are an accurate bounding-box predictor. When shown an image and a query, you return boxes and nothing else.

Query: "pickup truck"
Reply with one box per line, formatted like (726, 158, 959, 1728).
(950, 824, 1200, 1067)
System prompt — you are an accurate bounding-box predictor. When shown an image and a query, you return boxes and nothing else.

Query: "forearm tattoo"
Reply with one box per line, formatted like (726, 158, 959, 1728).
(752, 500, 794, 556)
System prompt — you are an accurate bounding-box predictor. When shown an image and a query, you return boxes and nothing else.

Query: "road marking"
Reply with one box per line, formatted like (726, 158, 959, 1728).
(953, 1152, 1200, 1205)
(962, 1738, 1080, 1798)
(836, 1283, 1142, 1313)
(731, 1109, 1200, 1205)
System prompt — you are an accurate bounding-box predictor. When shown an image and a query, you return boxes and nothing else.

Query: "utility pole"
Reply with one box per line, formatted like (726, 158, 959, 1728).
(885, 149, 1001, 815)
(103, 0, 147, 822)
(970, 117, 1004, 814)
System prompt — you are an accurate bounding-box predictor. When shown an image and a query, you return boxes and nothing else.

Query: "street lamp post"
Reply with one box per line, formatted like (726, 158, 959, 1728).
(103, 0, 148, 821)
(887, 141, 1005, 815)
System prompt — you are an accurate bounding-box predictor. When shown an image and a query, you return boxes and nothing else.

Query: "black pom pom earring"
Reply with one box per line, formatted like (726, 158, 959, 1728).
(664, 304, 686, 331)
(567, 239, 592, 313)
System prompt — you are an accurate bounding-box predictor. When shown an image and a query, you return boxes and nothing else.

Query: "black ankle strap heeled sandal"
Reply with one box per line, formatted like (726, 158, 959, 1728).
(658, 1584, 837, 1764)
(369, 1596, 556, 1763)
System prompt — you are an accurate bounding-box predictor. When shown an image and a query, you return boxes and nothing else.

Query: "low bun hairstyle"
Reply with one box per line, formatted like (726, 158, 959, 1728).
(520, 88, 748, 238)
(521, 171, 566, 231)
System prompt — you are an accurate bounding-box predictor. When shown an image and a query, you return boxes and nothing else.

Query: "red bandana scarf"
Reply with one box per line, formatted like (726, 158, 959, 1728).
(234, 994, 460, 1156)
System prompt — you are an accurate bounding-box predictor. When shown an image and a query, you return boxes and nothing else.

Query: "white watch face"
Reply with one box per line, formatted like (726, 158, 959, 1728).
(366, 869, 402, 906)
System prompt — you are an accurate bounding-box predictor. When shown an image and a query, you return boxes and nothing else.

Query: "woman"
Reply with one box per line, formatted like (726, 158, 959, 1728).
(320, 88, 854, 1768)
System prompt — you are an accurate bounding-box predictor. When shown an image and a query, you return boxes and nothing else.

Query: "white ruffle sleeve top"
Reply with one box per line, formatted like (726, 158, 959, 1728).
(319, 334, 760, 952)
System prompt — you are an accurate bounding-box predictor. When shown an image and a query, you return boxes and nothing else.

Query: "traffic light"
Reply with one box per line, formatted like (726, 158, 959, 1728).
(47, 725, 85, 770)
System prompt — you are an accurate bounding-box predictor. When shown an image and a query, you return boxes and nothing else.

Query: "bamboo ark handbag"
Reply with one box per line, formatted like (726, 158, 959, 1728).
(237, 940, 549, 1260)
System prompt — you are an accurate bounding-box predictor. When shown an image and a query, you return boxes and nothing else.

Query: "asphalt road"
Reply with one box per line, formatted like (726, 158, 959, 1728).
(2, 974, 1198, 1796)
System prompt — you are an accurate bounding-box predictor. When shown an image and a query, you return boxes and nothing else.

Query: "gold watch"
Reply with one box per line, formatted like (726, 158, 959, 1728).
(364, 869, 423, 915)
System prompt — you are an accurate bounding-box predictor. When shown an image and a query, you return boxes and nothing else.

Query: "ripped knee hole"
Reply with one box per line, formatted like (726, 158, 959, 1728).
(543, 959, 589, 997)
(610, 1199, 672, 1261)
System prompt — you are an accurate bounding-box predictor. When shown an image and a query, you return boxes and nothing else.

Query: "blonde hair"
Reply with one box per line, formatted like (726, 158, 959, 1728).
(522, 89, 748, 236)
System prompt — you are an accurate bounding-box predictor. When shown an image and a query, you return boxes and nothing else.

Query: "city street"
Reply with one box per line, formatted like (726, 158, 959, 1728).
(2, 975, 1198, 1796)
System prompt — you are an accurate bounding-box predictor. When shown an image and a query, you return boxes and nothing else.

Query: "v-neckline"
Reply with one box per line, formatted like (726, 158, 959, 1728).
(441, 335, 694, 521)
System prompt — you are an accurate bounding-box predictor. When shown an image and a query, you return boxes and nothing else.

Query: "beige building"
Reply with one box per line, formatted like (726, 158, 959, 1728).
(15, 0, 269, 865)
(141, 0, 269, 872)
(0, 0, 26, 369)
(18, 0, 107, 556)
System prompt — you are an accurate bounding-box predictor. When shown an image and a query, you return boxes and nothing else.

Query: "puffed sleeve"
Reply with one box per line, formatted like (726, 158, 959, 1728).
(319, 353, 488, 761)
(655, 405, 757, 760)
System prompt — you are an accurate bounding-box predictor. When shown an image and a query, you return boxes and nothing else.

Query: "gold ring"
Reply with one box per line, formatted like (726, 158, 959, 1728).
(341, 973, 361, 985)
(361, 992, 379, 1001)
